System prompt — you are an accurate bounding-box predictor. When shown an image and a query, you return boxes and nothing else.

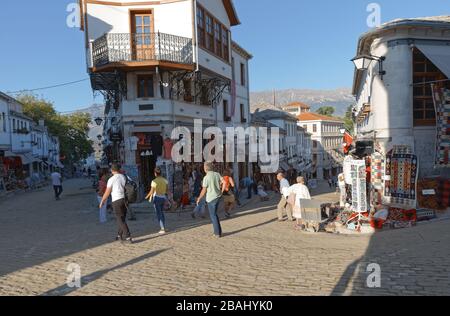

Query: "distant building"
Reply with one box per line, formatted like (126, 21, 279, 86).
(253, 109, 312, 174)
(282, 102, 311, 116)
(297, 112, 344, 180)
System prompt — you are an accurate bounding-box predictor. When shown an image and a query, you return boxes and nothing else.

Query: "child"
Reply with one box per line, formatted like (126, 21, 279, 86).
(257, 182, 270, 201)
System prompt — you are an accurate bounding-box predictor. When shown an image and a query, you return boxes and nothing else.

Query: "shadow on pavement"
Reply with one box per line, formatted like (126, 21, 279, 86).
(41, 249, 170, 296)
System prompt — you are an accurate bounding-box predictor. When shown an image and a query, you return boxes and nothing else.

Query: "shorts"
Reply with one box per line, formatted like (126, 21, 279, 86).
(223, 194, 235, 205)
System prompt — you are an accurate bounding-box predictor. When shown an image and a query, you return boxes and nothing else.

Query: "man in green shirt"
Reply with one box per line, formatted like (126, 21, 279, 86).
(196, 162, 223, 238)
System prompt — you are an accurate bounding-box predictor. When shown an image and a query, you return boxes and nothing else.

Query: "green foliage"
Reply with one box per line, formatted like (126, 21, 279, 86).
(344, 105, 355, 134)
(17, 94, 93, 165)
(316, 106, 335, 116)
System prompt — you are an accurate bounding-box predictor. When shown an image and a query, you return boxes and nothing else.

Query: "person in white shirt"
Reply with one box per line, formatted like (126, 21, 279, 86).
(99, 163, 132, 244)
(277, 173, 293, 222)
(288, 177, 312, 228)
(51, 170, 63, 200)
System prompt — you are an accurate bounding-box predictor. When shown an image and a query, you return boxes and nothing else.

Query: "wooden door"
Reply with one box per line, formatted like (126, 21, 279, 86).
(131, 11, 154, 61)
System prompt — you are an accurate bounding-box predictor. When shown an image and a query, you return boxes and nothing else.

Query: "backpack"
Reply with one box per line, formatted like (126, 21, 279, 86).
(123, 175, 138, 204)
(223, 176, 233, 195)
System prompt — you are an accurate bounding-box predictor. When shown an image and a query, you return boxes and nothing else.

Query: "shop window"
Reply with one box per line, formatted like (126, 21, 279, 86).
(223, 100, 231, 122)
(413, 48, 449, 126)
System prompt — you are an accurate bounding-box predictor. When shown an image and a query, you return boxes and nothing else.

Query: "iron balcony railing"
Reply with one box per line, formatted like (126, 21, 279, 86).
(92, 32, 193, 68)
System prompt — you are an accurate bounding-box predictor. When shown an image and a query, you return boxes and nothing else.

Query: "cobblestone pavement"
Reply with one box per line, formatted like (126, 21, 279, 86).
(1, 179, 449, 296)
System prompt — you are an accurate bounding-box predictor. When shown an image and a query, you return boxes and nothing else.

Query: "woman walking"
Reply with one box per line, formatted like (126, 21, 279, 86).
(97, 170, 108, 223)
(288, 177, 312, 229)
(222, 169, 236, 218)
(146, 167, 170, 234)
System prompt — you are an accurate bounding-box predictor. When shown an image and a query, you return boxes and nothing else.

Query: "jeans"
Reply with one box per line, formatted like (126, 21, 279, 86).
(207, 197, 222, 236)
(112, 198, 131, 239)
(193, 197, 206, 217)
(53, 185, 63, 199)
(153, 196, 166, 230)
(98, 196, 107, 223)
(247, 185, 252, 199)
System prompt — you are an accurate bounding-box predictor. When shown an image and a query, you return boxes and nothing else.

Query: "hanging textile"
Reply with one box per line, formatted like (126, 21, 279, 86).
(384, 150, 418, 208)
(350, 159, 367, 213)
(431, 85, 450, 166)
(343, 156, 353, 185)
(371, 152, 385, 190)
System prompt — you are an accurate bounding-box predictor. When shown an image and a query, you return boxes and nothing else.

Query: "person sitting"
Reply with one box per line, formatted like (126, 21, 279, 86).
(257, 182, 270, 201)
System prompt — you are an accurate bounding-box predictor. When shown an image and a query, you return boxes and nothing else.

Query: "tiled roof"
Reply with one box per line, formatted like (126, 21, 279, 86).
(253, 109, 298, 121)
(297, 112, 343, 122)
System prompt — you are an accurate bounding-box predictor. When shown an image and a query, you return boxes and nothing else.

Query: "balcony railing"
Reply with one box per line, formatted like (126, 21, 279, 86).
(92, 32, 193, 68)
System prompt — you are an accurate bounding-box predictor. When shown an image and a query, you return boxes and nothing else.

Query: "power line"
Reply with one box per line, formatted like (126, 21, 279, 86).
(6, 78, 90, 94)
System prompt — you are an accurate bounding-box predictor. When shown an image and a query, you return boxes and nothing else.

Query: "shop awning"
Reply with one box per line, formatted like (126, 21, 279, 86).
(417, 44, 450, 79)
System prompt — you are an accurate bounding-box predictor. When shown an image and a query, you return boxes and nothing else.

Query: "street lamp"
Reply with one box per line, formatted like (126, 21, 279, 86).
(340, 128, 346, 135)
(97, 135, 102, 141)
(94, 117, 104, 126)
(351, 54, 386, 79)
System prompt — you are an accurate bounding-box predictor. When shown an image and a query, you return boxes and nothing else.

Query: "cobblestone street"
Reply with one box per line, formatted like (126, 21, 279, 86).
(1, 179, 449, 296)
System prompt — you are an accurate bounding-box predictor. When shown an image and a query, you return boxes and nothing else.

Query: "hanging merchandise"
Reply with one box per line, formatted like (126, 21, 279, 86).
(350, 160, 367, 213)
(343, 156, 353, 185)
(431, 86, 450, 166)
(371, 152, 385, 207)
(150, 135, 163, 157)
(163, 138, 174, 160)
(384, 149, 418, 208)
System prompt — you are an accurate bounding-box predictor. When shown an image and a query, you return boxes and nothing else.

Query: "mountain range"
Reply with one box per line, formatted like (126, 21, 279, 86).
(250, 88, 355, 117)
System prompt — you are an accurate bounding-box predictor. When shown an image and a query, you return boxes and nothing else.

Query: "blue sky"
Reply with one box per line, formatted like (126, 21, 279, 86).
(0, 0, 448, 112)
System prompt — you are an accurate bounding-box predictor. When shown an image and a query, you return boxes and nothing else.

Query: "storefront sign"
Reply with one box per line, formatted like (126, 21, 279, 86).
(422, 189, 436, 196)
(111, 133, 122, 141)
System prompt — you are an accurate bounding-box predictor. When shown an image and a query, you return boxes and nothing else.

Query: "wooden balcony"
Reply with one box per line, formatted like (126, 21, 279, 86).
(91, 32, 194, 72)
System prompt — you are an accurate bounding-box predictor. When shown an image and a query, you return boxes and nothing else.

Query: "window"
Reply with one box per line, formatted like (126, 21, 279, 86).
(137, 75, 154, 98)
(13, 119, 16, 131)
(313, 124, 317, 133)
(197, 5, 230, 62)
(240, 63, 246, 86)
(222, 26, 229, 61)
(240, 104, 246, 122)
(413, 48, 449, 126)
(223, 100, 231, 121)
(214, 21, 222, 57)
(1, 113, 5, 132)
(205, 14, 214, 52)
(197, 8, 205, 47)
(313, 140, 318, 148)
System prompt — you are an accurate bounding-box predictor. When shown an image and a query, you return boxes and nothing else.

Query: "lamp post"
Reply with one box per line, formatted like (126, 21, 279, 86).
(351, 54, 386, 79)
(94, 117, 104, 126)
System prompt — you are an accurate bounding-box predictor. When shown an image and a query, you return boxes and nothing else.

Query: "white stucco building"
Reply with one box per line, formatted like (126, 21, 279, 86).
(79, 0, 252, 193)
(352, 16, 450, 178)
(298, 112, 345, 180)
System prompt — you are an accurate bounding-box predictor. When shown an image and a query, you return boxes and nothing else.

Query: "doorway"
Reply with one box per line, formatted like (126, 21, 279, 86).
(130, 10, 154, 61)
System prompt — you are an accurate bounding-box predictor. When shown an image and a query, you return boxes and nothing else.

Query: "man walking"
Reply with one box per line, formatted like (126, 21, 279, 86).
(51, 169, 63, 201)
(197, 162, 223, 238)
(99, 163, 133, 244)
(277, 172, 293, 222)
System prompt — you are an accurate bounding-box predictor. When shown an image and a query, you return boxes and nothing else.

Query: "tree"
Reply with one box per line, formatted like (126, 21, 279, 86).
(316, 106, 335, 116)
(344, 105, 355, 134)
(17, 94, 93, 165)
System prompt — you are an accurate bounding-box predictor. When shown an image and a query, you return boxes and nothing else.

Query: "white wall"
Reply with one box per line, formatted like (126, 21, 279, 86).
(354, 27, 450, 177)
(0, 98, 10, 149)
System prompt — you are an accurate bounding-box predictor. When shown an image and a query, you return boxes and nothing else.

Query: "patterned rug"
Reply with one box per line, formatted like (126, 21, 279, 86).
(351, 160, 367, 213)
(371, 152, 385, 190)
(384, 150, 418, 208)
(432, 86, 450, 166)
